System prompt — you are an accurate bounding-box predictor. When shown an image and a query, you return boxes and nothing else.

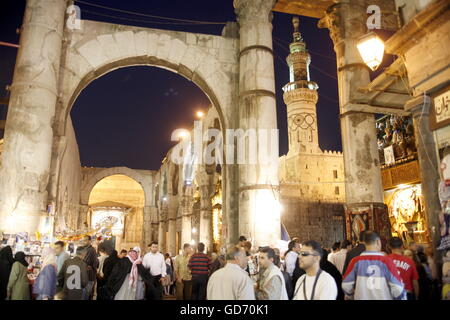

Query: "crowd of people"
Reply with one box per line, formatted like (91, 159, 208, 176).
(0, 231, 447, 300)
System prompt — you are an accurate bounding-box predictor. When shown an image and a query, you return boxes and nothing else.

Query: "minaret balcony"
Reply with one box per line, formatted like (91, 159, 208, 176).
(283, 83, 318, 105)
(282, 80, 318, 92)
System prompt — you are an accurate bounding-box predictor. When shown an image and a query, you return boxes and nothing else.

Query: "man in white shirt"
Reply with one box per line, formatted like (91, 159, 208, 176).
(328, 240, 352, 274)
(142, 241, 166, 300)
(293, 240, 337, 300)
(207, 246, 255, 300)
(54, 241, 70, 273)
(327, 242, 341, 264)
(284, 239, 300, 277)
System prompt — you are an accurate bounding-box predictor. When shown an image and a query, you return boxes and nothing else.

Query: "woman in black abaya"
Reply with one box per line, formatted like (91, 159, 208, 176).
(0, 246, 15, 300)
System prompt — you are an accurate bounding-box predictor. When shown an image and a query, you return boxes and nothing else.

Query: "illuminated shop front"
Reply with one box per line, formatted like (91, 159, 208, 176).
(384, 183, 430, 245)
(378, 115, 430, 246)
(89, 201, 130, 251)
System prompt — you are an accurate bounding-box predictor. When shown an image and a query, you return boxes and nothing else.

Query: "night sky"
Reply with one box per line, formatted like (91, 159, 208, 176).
(0, 0, 342, 170)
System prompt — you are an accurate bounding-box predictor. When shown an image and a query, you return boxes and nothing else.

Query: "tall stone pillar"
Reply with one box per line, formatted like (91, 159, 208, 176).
(197, 168, 214, 252)
(157, 220, 166, 252)
(0, 0, 68, 234)
(319, 0, 389, 243)
(167, 200, 178, 255)
(142, 206, 152, 248)
(78, 204, 89, 230)
(405, 96, 442, 259)
(234, 0, 281, 248)
(180, 186, 194, 246)
(167, 219, 177, 255)
(199, 184, 213, 252)
(149, 205, 158, 244)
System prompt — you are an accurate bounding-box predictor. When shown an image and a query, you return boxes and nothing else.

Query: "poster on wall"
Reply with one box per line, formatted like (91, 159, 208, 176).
(384, 145, 395, 165)
(348, 211, 369, 242)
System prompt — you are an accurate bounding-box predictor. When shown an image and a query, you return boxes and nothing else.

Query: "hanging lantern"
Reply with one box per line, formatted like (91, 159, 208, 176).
(357, 32, 385, 71)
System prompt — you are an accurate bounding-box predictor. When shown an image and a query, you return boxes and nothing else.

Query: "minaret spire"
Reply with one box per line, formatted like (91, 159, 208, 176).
(283, 16, 320, 156)
(292, 16, 302, 43)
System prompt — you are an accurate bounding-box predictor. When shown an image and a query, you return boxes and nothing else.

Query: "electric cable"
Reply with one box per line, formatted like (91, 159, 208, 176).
(75, 0, 226, 25)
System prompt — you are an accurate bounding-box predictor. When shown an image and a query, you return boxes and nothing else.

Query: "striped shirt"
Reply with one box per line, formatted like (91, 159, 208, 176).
(188, 253, 211, 276)
(342, 251, 406, 300)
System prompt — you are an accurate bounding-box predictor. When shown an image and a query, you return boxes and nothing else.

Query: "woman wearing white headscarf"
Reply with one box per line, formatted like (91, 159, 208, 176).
(132, 246, 146, 300)
(33, 247, 57, 300)
(114, 250, 142, 300)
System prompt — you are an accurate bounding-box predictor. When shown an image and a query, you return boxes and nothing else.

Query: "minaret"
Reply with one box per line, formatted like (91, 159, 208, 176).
(283, 16, 320, 155)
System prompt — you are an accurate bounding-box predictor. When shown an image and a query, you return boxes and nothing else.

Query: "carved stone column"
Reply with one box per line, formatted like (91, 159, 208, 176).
(0, 0, 68, 234)
(197, 168, 215, 252)
(157, 219, 166, 252)
(199, 184, 213, 252)
(167, 198, 178, 256)
(158, 204, 168, 252)
(405, 95, 442, 260)
(142, 206, 152, 248)
(319, 0, 388, 243)
(180, 186, 194, 246)
(234, 0, 281, 248)
(78, 204, 89, 230)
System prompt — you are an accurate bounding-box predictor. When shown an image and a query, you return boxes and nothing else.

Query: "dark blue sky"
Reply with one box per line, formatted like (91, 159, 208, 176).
(0, 0, 343, 170)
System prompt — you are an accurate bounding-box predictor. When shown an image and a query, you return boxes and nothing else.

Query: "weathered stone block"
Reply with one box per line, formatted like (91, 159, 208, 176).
(155, 33, 173, 62)
(96, 34, 122, 62)
(167, 38, 187, 66)
(134, 31, 149, 57)
(113, 31, 136, 59)
(179, 45, 207, 74)
(76, 39, 107, 69)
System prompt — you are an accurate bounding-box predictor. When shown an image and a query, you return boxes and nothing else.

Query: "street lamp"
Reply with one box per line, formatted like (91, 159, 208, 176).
(176, 129, 190, 140)
(357, 31, 385, 71)
(196, 110, 205, 119)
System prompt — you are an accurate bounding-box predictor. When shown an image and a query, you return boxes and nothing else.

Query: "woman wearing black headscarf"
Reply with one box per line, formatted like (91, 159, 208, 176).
(0, 246, 15, 300)
(97, 249, 119, 300)
(7, 252, 30, 300)
(102, 249, 119, 284)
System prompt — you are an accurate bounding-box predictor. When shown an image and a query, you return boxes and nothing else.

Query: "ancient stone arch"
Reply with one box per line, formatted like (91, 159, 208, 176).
(0, 0, 281, 249)
(80, 166, 151, 207)
(54, 20, 237, 137)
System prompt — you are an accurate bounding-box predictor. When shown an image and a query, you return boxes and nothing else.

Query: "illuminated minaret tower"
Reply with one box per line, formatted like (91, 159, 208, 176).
(283, 16, 320, 155)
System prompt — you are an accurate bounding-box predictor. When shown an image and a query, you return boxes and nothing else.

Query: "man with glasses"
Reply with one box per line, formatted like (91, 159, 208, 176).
(292, 240, 337, 300)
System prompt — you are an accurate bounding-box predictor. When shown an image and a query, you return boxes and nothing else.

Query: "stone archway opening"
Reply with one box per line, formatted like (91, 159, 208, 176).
(88, 174, 145, 251)
(70, 64, 214, 170)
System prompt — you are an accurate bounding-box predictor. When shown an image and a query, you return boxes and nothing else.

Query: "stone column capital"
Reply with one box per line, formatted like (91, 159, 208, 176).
(318, 4, 344, 46)
(234, 0, 276, 24)
(318, 1, 367, 47)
